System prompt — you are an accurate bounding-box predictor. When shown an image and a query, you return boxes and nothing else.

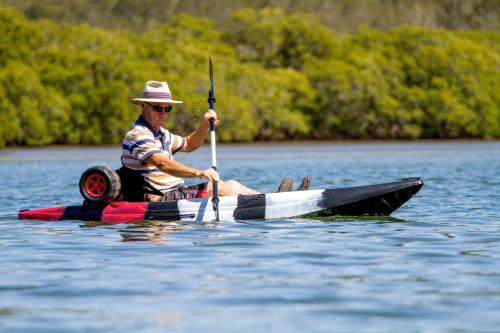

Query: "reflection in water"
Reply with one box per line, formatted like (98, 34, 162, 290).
(82, 220, 185, 244)
(119, 221, 185, 243)
(81, 220, 224, 244)
(303, 214, 406, 223)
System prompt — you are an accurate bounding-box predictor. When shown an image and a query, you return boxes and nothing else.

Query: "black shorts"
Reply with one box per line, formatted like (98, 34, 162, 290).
(147, 182, 209, 202)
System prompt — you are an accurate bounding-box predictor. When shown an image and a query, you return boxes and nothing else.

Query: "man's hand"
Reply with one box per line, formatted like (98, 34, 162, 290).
(198, 168, 220, 182)
(184, 109, 219, 152)
(202, 109, 219, 128)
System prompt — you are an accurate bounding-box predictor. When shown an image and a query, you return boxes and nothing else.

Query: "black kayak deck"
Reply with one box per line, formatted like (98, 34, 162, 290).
(319, 177, 423, 216)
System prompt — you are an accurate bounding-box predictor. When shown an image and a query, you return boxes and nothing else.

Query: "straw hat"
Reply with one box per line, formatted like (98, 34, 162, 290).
(131, 81, 183, 105)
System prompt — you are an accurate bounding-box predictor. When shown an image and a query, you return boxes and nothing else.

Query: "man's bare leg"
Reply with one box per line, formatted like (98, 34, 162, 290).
(206, 180, 259, 196)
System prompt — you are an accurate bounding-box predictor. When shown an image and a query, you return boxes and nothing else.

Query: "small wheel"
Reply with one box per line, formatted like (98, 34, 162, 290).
(79, 166, 121, 204)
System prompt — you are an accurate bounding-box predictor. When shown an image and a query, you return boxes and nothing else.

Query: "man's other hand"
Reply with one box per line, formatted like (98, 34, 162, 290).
(198, 168, 220, 182)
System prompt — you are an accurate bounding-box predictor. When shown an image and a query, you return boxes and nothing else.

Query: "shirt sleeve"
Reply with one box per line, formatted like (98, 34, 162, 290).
(126, 130, 162, 162)
(169, 132, 186, 155)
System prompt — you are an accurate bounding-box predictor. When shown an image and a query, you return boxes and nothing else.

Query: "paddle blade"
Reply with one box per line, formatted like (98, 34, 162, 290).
(209, 56, 214, 82)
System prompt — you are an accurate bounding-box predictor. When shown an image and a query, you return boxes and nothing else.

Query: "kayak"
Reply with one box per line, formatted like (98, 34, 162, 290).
(18, 178, 423, 223)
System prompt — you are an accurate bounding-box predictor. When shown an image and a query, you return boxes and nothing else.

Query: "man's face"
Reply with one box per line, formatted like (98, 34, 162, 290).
(142, 102, 173, 130)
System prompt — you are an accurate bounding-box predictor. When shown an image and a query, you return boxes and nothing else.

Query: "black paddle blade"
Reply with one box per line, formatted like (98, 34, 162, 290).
(208, 56, 215, 109)
(209, 56, 214, 82)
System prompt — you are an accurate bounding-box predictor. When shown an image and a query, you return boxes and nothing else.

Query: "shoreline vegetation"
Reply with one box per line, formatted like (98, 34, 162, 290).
(0, 3, 499, 149)
(2, 139, 499, 150)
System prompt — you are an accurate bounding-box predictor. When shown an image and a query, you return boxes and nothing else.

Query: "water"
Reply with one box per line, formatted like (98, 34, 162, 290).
(0, 142, 499, 333)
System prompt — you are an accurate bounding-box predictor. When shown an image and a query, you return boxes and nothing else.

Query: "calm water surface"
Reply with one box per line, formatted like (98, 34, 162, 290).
(0, 142, 499, 333)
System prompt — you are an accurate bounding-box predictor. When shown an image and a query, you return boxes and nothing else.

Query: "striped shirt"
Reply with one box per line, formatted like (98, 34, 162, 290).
(121, 116, 186, 192)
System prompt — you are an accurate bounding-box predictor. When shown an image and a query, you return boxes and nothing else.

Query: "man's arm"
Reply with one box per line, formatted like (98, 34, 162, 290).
(145, 153, 219, 181)
(184, 109, 218, 152)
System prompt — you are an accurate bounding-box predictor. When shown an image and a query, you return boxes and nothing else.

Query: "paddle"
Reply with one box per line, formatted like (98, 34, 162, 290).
(208, 56, 220, 221)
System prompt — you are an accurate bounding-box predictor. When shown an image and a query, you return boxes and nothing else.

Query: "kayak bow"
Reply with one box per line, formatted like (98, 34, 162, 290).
(18, 178, 423, 223)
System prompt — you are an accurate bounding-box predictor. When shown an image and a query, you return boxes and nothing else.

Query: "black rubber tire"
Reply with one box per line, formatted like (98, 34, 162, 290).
(79, 166, 121, 204)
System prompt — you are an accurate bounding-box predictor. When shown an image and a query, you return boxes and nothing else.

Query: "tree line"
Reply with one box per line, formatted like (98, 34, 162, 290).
(1, 0, 499, 32)
(0, 6, 499, 147)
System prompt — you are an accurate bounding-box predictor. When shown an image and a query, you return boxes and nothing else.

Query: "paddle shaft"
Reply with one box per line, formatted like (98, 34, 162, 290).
(208, 57, 219, 221)
(209, 119, 218, 214)
(209, 119, 217, 171)
(209, 96, 217, 171)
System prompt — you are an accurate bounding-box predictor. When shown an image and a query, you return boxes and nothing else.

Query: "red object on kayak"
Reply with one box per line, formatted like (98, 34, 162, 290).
(101, 202, 148, 223)
(18, 202, 149, 223)
(18, 206, 66, 221)
(85, 174, 107, 197)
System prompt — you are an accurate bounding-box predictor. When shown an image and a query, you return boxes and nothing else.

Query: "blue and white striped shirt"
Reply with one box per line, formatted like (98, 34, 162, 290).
(121, 116, 186, 192)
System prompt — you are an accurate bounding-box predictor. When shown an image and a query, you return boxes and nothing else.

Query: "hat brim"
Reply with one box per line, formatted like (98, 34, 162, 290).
(131, 98, 183, 105)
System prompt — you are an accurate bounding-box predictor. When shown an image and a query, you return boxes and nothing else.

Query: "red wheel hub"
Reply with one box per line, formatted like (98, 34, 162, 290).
(85, 174, 107, 197)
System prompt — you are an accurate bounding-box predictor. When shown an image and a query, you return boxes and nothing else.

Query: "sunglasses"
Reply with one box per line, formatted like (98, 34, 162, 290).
(145, 102, 174, 113)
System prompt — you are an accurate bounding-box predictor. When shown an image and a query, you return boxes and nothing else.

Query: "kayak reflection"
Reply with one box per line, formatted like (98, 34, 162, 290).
(82, 220, 188, 244)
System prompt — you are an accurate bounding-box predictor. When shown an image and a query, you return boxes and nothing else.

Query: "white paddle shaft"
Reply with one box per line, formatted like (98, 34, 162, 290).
(210, 129, 217, 169)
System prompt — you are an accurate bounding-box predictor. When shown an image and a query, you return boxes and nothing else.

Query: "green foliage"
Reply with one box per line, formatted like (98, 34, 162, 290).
(303, 25, 500, 139)
(1, 0, 498, 32)
(389, 26, 500, 138)
(226, 7, 336, 70)
(0, 6, 499, 148)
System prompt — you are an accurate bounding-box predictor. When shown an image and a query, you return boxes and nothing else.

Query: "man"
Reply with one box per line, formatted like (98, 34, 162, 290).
(121, 80, 308, 202)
